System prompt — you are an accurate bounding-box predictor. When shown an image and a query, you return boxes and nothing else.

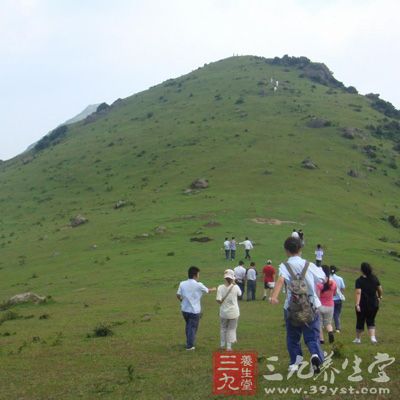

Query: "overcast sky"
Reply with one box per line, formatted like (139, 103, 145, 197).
(1, 0, 399, 160)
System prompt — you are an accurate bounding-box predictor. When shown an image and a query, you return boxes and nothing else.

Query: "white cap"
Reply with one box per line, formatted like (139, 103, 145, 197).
(224, 269, 235, 280)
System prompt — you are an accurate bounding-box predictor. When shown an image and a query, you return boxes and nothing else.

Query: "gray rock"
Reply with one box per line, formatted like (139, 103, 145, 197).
(114, 200, 126, 209)
(190, 178, 209, 189)
(301, 159, 318, 169)
(154, 226, 167, 234)
(7, 292, 46, 306)
(348, 169, 359, 178)
(70, 215, 88, 227)
(307, 118, 331, 128)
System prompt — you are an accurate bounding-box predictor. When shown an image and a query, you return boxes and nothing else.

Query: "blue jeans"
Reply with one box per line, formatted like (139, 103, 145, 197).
(333, 300, 342, 330)
(230, 250, 236, 260)
(247, 280, 256, 301)
(182, 312, 200, 348)
(237, 281, 245, 300)
(284, 309, 324, 365)
(225, 250, 230, 260)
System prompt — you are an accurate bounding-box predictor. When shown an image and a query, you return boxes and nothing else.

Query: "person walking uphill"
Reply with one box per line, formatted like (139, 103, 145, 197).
(223, 238, 231, 260)
(239, 237, 253, 260)
(246, 262, 257, 301)
(353, 262, 383, 344)
(230, 237, 237, 261)
(234, 261, 246, 300)
(331, 265, 345, 333)
(177, 266, 216, 350)
(216, 269, 242, 351)
(270, 237, 326, 374)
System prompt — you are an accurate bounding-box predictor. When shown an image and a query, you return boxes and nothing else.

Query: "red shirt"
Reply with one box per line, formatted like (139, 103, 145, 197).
(317, 280, 337, 307)
(262, 265, 275, 283)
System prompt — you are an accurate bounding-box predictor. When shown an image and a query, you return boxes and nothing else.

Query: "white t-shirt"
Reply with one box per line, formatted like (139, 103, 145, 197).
(177, 279, 209, 314)
(240, 240, 253, 250)
(279, 256, 325, 310)
(291, 231, 300, 239)
(216, 284, 242, 319)
(223, 240, 231, 250)
(234, 266, 246, 282)
(246, 268, 257, 281)
(315, 249, 324, 260)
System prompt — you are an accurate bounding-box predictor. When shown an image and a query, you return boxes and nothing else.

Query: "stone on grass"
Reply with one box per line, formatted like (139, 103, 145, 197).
(190, 178, 209, 189)
(7, 292, 46, 306)
(70, 215, 88, 227)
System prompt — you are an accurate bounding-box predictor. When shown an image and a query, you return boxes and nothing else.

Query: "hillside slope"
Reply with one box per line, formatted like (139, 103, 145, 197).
(0, 55, 399, 399)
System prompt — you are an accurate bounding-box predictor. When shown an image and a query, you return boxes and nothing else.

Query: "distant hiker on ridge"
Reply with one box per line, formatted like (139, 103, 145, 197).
(239, 237, 253, 260)
(176, 266, 216, 350)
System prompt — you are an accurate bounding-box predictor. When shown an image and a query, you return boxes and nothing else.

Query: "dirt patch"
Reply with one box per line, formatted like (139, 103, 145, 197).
(190, 237, 213, 243)
(251, 218, 297, 225)
(203, 221, 221, 227)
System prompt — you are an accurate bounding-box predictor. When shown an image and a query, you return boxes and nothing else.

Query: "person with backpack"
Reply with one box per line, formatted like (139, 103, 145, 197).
(176, 266, 216, 350)
(270, 237, 326, 374)
(216, 269, 242, 351)
(353, 262, 383, 344)
(230, 237, 237, 261)
(223, 238, 231, 260)
(246, 262, 257, 301)
(330, 265, 346, 333)
(316, 265, 337, 344)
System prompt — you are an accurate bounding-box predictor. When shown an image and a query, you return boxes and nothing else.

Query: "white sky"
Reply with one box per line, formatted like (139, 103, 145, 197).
(1, 0, 399, 160)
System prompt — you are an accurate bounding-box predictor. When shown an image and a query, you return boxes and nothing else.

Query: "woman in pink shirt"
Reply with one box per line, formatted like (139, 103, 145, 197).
(316, 265, 337, 344)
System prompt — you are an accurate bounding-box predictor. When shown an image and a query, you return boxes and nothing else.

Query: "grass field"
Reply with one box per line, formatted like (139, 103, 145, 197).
(0, 55, 399, 399)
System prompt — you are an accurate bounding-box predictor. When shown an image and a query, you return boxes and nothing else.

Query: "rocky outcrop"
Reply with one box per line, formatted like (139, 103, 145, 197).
(190, 178, 209, 189)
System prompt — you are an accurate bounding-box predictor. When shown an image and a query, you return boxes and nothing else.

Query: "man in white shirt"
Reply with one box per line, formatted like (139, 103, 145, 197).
(234, 261, 246, 300)
(177, 266, 216, 350)
(315, 244, 324, 267)
(239, 237, 253, 260)
(270, 237, 325, 374)
(246, 262, 257, 301)
(223, 237, 231, 260)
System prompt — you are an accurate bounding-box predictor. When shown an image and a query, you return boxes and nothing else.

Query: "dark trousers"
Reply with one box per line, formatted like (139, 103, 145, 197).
(237, 281, 245, 300)
(225, 250, 230, 260)
(230, 250, 236, 260)
(284, 309, 324, 365)
(316, 260, 322, 267)
(245, 250, 251, 259)
(182, 312, 200, 348)
(333, 300, 342, 330)
(247, 280, 256, 301)
(356, 306, 378, 330)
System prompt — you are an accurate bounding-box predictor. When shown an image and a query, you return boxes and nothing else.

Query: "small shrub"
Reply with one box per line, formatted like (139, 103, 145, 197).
(89, 323, 114, 338)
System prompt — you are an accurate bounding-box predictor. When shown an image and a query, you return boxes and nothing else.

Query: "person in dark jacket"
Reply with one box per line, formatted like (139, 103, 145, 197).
(353, 262, 383, 344)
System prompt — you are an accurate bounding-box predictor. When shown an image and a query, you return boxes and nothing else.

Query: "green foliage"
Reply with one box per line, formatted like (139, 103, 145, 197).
(34, 125, 68, 151)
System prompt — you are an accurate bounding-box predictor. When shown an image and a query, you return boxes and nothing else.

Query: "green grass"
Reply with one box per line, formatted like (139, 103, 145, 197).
(0, 55, 399, 399)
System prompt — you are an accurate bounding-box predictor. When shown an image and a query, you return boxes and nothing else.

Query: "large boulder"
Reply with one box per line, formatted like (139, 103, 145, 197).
(70, 215, 88, 227)
(342, 127, 363, 139)
(7, 292, 46, 306)
(190, 178, 209, 189)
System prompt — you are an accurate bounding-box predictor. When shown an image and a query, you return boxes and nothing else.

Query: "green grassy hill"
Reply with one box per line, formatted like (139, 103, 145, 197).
(0, 55, 399, 399)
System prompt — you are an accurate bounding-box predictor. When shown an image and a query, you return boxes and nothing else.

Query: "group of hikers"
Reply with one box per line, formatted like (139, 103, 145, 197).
(177, 236, 383, 374)
(223, 237, 253, 260)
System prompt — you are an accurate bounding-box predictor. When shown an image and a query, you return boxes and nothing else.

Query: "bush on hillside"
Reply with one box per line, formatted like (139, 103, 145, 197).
(346, 86, 358, 94)
(366, 94, 400, 119)
(34, 125, 68, 151)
